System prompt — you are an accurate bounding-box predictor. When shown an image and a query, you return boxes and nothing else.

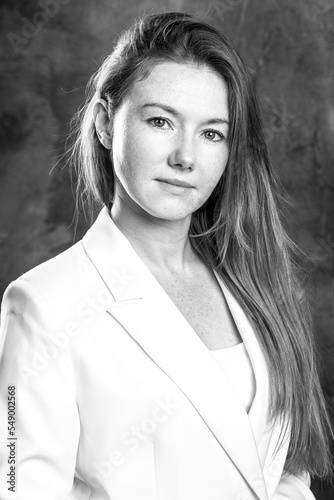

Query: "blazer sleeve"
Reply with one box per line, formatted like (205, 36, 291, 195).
(273, 471, 316, 500)
(0, 279, 81, 500)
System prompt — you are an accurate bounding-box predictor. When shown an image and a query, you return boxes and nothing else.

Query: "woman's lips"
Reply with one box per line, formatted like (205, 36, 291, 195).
(155, 179, 194, 194)
(156, 178, 194, 187)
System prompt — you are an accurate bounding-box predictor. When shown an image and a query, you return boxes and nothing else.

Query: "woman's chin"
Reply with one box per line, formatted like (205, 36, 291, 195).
(146, 209, 193, 223)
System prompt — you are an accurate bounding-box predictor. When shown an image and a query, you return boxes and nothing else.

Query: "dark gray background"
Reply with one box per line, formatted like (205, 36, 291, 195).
(0, 0, 333, 497)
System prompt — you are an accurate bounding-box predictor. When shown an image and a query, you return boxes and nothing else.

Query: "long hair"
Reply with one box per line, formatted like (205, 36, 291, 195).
(68, 11, 333, 477)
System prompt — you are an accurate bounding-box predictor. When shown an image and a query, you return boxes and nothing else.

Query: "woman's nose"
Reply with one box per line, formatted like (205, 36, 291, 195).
(167, 133, 195, 171)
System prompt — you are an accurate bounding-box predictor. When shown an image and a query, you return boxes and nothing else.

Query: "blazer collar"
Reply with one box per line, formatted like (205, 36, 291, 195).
(82, 207, 270, 500)
(82, 206, 146, 302)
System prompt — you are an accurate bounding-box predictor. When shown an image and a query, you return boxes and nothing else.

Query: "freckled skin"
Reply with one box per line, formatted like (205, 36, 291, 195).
(111, 61, 230, 224)
(107, 62, 240, 350)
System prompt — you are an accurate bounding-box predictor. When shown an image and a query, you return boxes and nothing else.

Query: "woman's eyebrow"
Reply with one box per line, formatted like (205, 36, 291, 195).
(140, 102, 229, 125)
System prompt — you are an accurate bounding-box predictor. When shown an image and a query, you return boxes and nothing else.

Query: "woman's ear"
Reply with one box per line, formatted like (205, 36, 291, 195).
(93, 98, 113, 150)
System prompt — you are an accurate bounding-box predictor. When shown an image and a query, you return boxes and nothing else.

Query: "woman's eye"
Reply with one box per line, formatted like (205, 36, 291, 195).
(147, 117, 170, 129)
(147, 119, 225, 142)
(203, 130, 225, 142)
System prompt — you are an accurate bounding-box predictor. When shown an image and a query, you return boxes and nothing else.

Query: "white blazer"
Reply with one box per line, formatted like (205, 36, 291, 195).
(0, 206, 316, 500)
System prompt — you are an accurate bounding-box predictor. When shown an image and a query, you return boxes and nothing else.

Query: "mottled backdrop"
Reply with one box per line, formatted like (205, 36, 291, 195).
(0, 0, 333, 497)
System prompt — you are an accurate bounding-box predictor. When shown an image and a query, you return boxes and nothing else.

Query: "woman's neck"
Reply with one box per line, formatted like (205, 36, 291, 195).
(110, 196, 198, 274)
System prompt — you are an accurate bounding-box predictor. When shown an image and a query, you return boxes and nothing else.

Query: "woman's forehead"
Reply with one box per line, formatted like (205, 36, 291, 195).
(124, 61, 229, 118)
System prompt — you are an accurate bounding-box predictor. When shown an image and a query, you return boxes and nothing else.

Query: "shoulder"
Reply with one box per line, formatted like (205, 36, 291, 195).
(1, 238, 108, 330)
(1, 207, 144, 327)
(18, 240, 87, 296)
(12, 239, 86, 291)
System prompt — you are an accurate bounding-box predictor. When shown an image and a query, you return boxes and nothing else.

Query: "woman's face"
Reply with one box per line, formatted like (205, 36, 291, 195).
(111, 61, 229, 222)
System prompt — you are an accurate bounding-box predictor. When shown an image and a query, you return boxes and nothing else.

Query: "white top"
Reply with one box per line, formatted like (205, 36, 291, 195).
(210, 342, 256, 413)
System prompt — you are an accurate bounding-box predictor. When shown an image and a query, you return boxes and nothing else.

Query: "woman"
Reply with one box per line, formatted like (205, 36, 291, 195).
(0, 11, 332, 500)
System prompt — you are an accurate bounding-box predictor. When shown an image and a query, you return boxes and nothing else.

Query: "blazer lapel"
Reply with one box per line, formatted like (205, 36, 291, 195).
(83, 207, 269, 500)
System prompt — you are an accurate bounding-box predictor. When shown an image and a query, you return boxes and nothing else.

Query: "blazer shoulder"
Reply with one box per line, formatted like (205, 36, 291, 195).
(19, 240, 86, 293)
(2, 238, 109, 327)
